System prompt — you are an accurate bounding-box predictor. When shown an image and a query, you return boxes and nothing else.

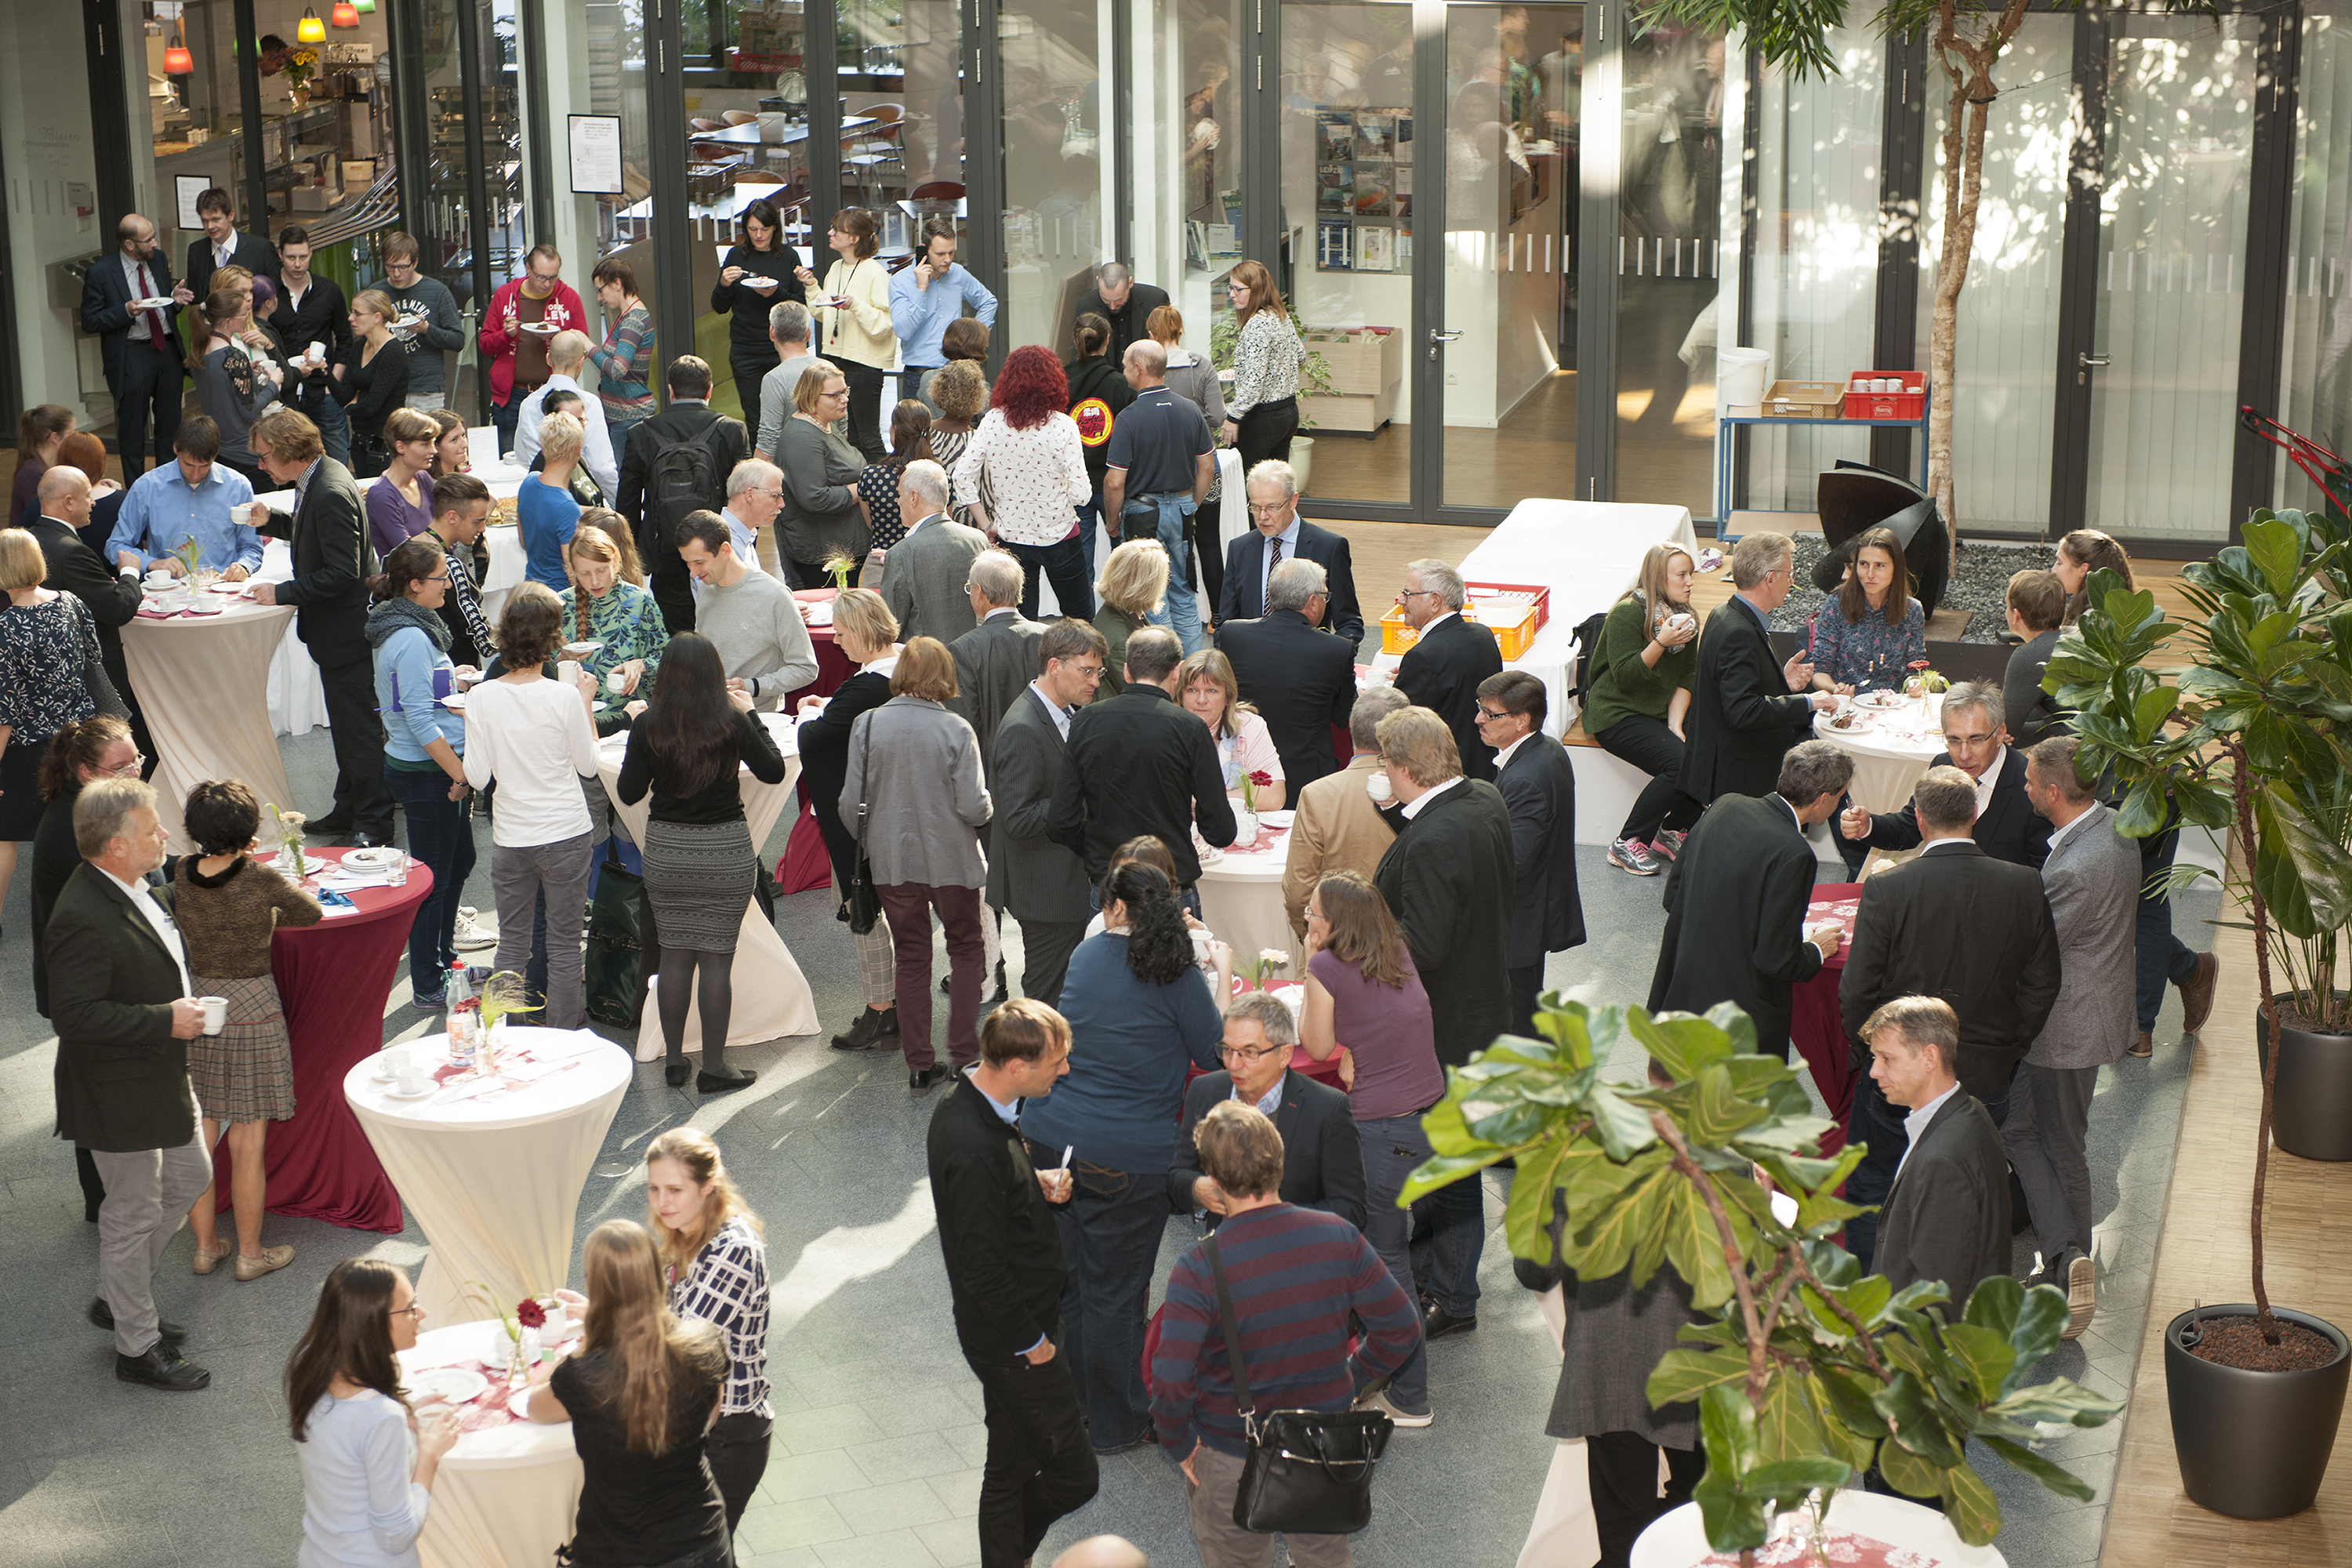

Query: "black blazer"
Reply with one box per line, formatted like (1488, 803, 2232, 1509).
(1373, 779, 1516, 1066)
(1073, 282, 1173, 363)
(1167, 1069, 1367, 1229)
(185, 229, 281, 305)
(1838, 840, 2061, 1099)
(1495, 733, 1585, 967)
(80, 249, 187, 388)
(1854, 748, 2052, 869)
(1682, 598, 1813, 804)
(1214, 609, 1355, 789)
(1874, 1090, 2013, 1312)
(1647, 793, 1823, 1061)
(616, 402, 750, 533)
(259, 458, 375, 652)
(989, 685, 1092, 924)
(926, 1076, 1069, 1364)
(2005, 630, 2067, 750)
(1394, 614, 1507, 781)
(47, 863, 198, 1154)
(1216, 521, 1367, 647)
(1049, 683, 1236, 885)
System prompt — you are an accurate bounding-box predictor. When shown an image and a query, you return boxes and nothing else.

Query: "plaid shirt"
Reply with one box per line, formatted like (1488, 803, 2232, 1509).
(668, 1216, 772, 1418)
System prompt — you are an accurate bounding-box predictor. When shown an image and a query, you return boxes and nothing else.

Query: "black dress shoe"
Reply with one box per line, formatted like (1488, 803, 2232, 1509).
(307, 811, 356, 838)
(90, 1298, 185, 1342)
(909, 1064, 954, 1092)
(697, 1068, 758, 1095)
(664, 1058, 692, 1087)
(1421, 1303, 1479, 1341)
(116, 1342, 211, 1392)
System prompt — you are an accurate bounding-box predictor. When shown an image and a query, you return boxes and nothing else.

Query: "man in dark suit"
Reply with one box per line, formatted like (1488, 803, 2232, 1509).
(949, 550, 1047, 765)
(1214, 556, 1356, 789)
(1838, 681, 2053, 869)
(181, 187, 280, 304)
(247, 408, 393, 841)
(617, 357, 749, 633)
(1838, 765, 2061, 1270)
(1479, 671, 1584, 1035)
(1650, 740, 1851, 1062)
(1214, 461, 1366, 645)
(1681, 532, 1838, 804)
(1392, 558, 1506, 780)
(23, 466, 147, 764)
(1861, 996, 2013, 1314)
(926, 1001, 1099, 1567)
(1371, 704, 1514, 1343)
(990, 622, 1105, 1007)
(1069, 263, 1171, 365)
(1167, 993, 1366, 1228)
(79, 213, 187, 478)
(880, 461, 988, 646)
(1050, 627, 1236, 895)
(48, 779, 214, 1392)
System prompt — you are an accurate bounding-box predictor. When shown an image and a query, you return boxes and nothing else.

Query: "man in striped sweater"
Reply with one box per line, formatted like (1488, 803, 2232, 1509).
(1149, 1102, 1424, 1567)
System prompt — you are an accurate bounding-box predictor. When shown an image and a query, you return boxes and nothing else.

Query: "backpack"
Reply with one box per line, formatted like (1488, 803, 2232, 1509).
(643, 419, 731, 559)
(1567, 609, 1612, 702)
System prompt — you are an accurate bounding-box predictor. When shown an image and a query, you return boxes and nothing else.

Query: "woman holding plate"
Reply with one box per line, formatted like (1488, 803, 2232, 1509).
(712, 198, 806, 415)
(798, 209, 898, 461)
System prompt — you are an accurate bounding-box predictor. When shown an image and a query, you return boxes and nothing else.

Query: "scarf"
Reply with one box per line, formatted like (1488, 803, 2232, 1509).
(365, 594, 452, 654)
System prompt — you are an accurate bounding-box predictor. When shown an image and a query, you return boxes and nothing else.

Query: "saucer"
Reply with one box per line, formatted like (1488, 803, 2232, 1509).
(385, 1080, 437, 1100)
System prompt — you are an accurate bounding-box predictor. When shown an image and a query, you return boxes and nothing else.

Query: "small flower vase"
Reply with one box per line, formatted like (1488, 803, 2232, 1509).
(274, 841, 303, 877)
(504, 1329, 529, 1382)
(1232, 808, 1258, 844)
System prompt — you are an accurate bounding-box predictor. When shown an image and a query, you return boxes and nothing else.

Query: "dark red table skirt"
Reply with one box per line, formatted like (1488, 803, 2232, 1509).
(1789, 880, 1861, 1157)
(212, 846, 433, 1232)
(779, 590, 875, 895)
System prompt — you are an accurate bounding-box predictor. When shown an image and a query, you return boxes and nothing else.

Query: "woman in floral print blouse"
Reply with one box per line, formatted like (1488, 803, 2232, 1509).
(1808, 524, 1925, 695)
(557, 516, 668, 735)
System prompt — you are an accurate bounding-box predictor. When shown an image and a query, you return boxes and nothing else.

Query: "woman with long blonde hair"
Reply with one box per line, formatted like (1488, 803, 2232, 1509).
(1174, 648, 1284, 811)
(645, 1128, 771, 1531)
(560, 517, 666, 735)
(1584, 540, 1700, 877)
(527, 1221, 730, 1567)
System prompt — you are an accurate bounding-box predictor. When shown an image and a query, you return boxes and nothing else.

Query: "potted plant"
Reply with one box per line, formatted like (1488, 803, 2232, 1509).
(1403, 999, 2120, 1562)
(1210, 308, 1335, 493)
(2051, 507, 2352, 1517)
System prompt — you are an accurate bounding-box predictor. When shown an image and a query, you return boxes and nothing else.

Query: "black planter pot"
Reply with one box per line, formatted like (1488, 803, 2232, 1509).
(2165, 1305, 2351, 1519)
(2251, 998, 2352, 1161)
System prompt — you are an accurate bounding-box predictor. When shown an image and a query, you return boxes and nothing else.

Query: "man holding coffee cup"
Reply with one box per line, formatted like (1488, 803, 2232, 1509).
(45, 779, 216, 1392)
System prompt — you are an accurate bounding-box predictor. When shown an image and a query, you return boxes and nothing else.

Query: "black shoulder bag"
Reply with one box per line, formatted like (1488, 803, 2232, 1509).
(1202, 1232, 1394, 1537)
(838, 713, 882, 935)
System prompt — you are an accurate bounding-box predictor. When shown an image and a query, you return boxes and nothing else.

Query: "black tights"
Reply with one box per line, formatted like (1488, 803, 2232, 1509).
(655, 946, 739, 1076)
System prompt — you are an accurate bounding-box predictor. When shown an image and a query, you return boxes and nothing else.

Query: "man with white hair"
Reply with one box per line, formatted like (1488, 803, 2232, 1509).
(1393, 557, 1504, 779)
(754, 299, 818, 462)
(513, 328, 618, 498)
(1682, 531, 1836, 804)
(1217, 459, 1365, 645)
(1214, 554, 1357, 788)
(879, 458, 987, 644)
(1104, 337, 1215, 652)
(705, 459, 786, 598)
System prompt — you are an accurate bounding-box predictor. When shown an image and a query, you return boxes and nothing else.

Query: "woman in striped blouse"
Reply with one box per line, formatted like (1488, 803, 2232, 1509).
(1218, 259, 1305, 470)
(645, 1127, 772, 1534)
(586, 259, 656, 447)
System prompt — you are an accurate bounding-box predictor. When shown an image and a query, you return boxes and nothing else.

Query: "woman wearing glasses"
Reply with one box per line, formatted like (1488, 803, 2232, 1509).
(285, 1260, 460, 1568)
(368, 537, 476, 1011)
(775, 360, 869, 589)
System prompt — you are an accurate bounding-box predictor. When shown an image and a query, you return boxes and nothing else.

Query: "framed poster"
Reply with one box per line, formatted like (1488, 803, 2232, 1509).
(568, 114, 625, 195)
(1318, 222, 1354, 270)
(175, 176, 212, 231)
(1353, 225, 1396, 273)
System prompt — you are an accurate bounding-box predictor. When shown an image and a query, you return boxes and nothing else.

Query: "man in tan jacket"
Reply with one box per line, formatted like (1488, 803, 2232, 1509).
(1282, 686, 1409, 938)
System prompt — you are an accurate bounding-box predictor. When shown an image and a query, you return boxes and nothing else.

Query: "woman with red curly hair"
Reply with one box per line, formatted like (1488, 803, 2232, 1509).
(950, 345, 1093, 619)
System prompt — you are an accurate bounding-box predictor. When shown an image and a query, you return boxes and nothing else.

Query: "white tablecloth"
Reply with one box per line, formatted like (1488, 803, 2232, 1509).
(1632, 1490, 2005, 1567)
(120, 586, 299, 853)
(594, 713, 822, 1060)
(344, 1026, 632, 1325)
(1369, 499, 1698, 738)
(398, 1317, 583, 1568)
(1814, 694, 1947, 814)
(1196, 823, 1301, 964)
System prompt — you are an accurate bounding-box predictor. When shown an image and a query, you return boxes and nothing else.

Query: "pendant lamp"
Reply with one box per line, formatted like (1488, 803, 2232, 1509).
(355, 0, 376, 12)
(296, 7, 326, 43)
(331, 1, 359, 26)
(162, 26, 194, 73)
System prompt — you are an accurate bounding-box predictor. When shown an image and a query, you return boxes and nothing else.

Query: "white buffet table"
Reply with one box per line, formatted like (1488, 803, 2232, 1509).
(397, 1316, 585, 1568)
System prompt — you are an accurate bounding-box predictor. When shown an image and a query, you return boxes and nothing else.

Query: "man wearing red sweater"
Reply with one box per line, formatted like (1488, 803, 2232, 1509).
(477, 245, 585, 459)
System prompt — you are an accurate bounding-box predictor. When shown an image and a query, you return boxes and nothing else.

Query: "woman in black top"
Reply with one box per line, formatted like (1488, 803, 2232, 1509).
(616, 633, 786, 1091)
(335, 289, 413, 477)
(710, 198, 808, 419)
(1064, 313, 1134, 572)
(528, 1219, 731, 1568)
(794, 588, 904, 1051)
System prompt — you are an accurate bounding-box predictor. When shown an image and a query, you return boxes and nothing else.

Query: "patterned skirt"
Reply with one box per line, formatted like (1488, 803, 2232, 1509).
(187, 973, 297, 1124)
(641, 818, 757, 953)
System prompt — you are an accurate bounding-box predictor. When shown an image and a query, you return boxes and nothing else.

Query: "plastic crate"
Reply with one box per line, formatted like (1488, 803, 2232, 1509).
(1842, 370, 1926, 421)
(1378, 581, 1549, 660)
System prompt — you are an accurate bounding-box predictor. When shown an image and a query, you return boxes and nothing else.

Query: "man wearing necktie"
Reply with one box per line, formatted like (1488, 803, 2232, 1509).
(79, 214, 187, 478)
(181, 187, 280, 305)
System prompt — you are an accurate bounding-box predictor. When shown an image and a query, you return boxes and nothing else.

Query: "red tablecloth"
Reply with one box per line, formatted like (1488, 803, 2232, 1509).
(779, 588, 862, 895)
(1788, 882, 1862, 1156)
(213, 845, 433, 1232)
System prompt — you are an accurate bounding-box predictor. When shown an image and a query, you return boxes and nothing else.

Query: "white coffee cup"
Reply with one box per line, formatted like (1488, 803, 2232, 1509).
(199, 996, 227, 1035)
(395, 1069, 429, 1095)
(383, 1044, 412, 1075)
(557, 659, 582, 688)
(144, 571, 176, 591)
(606, 670, 628, 693)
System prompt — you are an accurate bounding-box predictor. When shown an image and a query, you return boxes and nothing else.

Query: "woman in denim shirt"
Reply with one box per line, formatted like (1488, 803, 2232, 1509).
(367, 535, 476, 1007)
(1807, 524, 1926, 695)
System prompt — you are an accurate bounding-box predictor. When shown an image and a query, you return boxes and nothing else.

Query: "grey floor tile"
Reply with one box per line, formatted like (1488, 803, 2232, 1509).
(909, 1518, 982, 1568)
(826, 1477, 954, 1531)
(759, 1448, 874, 1504)
(845, 1431, 967, 1486)
(810, 1528, 940, 1568)
(736, 1496, 857, 1553)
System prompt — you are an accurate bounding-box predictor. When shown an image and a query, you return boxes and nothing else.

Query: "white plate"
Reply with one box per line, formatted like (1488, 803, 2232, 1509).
(1824, 713, 1874, 734)
(410, 1367, 488, 1405)
(508, 1384, 534, 1420)
(1852, 691, 1905, 710)
(130, 297, 175, 311)
(345, 848, 401, 869)
(1258, 810, 1297, 829)
(385, 1080, 437, 1099)
(562, 641, 603, 656)
(740, 276, 777, 289)
(439, 692, 467, 712)
(521, 321, 560, 335)
(1196, 846, 1225, 866)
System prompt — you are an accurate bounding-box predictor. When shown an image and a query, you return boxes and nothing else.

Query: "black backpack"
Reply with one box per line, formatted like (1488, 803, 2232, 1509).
(643, 419, 731, 559)
(1567, 609, 1612, 702)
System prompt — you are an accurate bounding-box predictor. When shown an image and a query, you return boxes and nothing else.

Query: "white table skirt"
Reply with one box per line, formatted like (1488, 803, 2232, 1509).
(1632, 1490, 2005, 1567)
(398, 1317, 583, 1568)
(121, 586, 300, 852)
(1195, 827, 1301, 968)
(1814, 695, 1947, 815)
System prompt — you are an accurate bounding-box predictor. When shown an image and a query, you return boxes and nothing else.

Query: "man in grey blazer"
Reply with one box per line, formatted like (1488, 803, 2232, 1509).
(1861, 996, 2012, 1314)
(877, 460, 986, 646)
(2010, 736, 2142, 1340)
(989, 619, 1105, 1007)
(949, 550, 1047, 764)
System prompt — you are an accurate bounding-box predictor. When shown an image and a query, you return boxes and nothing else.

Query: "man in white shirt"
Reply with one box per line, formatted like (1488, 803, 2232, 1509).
(699, 459, 787, 602)
(1862, 995, 2013, 1311)
(514, 330, 619, 499)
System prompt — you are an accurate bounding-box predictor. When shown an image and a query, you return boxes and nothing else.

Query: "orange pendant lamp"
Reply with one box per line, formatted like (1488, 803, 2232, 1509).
(296, 7, 326, 43)
(162, 27, 194, 73)
(331, 0, 359, 26)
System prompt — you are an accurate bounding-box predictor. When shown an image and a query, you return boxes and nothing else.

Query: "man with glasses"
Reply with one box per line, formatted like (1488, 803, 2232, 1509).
(700, 459, 786, 601)
(78, 213, 187, 477)
(1169, 992, 1365, 1230)
(1392, 557, 1506, 781)
(1214, 460, 1365, 646)
(1680, 530, 1837, 805)
(989, 619, 1109, 1008)
(478, 244, 586, 453)
(1836, 680, 2053, 871)
(379, 232, 465, 414)
(1477, 671, 1585, 1036)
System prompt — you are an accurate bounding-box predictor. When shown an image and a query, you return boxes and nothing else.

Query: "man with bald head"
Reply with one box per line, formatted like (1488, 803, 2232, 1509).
(513, 328, 618, 497)
(1105, 336, 1215, 652)
(79, 212, 187, 477)
(1051, 1537, 1149, 1568)
(22, 466, 148, 766)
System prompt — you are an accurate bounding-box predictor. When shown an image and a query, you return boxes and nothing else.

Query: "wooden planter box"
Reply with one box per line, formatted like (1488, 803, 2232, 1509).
(1302, 327, 1403, 434)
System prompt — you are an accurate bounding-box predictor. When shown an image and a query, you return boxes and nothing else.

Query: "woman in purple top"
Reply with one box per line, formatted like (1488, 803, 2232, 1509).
(363, 407, 441, 558)
(1300, 869, 1450, 1422)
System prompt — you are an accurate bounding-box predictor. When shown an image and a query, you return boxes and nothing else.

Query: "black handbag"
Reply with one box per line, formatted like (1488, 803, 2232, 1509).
(839, 718, 882, 935)
(583, 835, 651, 1029)
(1203, 1234, 1394, 1537)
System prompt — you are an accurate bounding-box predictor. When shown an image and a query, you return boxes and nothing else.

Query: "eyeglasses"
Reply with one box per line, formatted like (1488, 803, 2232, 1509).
(1947, 731, 1998, 749)
(759, 488, 785, 502)
(1218, 1042, 1288, 1062)
(1247, 502, 1290, 517)
(422, 574, 450, 585)
(1396, 588, 1440, 602)
(823, 389, 851, 400)
(1474, 706, 1511, 722)
(103, 753, 147, 777)
(389, 1304, 425, 1320)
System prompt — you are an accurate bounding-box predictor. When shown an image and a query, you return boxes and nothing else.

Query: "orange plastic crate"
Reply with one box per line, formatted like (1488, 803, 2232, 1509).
(1379, 581, 1549, 660)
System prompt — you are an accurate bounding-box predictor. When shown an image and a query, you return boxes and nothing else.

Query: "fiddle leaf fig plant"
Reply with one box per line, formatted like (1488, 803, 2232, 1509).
(1401, 1000, 2120, 1559)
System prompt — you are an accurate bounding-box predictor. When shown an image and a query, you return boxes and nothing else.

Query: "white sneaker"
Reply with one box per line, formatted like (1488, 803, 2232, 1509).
(452, 910, 499, 951)
(1358, 1388, 1432, 1428)
(2063, 1253, 2096, 1341)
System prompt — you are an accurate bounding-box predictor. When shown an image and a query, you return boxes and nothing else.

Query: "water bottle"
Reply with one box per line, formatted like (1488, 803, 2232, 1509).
(447, 961, 477, 1069)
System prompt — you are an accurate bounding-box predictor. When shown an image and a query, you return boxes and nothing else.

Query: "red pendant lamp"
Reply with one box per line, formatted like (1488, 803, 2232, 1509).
(162, 27, 194, 73)
(330, 0, 360, 26)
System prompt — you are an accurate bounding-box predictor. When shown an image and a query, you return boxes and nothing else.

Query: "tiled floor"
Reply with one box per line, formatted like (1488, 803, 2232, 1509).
(0, 725, 2214, 1566)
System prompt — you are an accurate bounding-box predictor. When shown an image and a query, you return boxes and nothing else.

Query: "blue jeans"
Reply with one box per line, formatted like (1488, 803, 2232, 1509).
(1844, 1067, 2009, 1272)
(1359, 1112, 1436, 1408)
(1007, 532, 1094, 622)
(492, 390, 525, 458)
(296, 383, 351, 470)
(1408, 1161, 1485, 1318)
(387, 765, 477, 997)
(1026, 1145, 1167, 1449)
(1125, 493, 1202, 653)
(2136, 826, 2199, 1030)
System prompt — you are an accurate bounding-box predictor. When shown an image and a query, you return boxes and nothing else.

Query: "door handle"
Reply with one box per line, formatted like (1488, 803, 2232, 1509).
(1429, 327, 1463, 361)
(2078, 353, 2110, 368)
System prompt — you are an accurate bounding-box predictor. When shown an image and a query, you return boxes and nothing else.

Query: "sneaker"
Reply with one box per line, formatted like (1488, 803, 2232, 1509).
(411, 992, 446, 1013)
(452, 910, 499, 951)
(1609, 837, 1661, 877)
(2063, 1253, 2096, 1341)
(1358, 1388, 1432, 1428)
(1650, 829, 1686, 862)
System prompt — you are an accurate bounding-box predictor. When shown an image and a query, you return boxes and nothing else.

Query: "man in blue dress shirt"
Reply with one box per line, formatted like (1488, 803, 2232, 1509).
(104, 415, 263, 580)
(890, 220, 1000, 408)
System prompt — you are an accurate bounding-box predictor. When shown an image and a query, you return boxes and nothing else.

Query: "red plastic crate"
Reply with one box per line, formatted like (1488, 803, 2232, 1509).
(1843, 371, 1926, 421)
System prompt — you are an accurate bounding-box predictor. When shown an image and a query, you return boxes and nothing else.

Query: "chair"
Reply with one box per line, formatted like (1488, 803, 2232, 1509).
(911, 180, 965, 205)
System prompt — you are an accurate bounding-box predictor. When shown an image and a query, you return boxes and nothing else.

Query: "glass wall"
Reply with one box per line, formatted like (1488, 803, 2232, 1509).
(1132, 0, 1244, 365)
(2278, 2, 2352, 516)
(999, 0, 1109, 354)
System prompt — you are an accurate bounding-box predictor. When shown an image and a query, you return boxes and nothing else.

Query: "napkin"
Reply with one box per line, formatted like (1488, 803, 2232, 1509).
(1698, 1531, 1930, 1566)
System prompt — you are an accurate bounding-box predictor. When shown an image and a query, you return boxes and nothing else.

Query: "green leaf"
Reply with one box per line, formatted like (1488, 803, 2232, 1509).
(1690, 1454, 1771, 1556)
(1699, 1382, 1762, 1472)
(1871, 1372, 1966, 1468)
(1875, 1436, 1945, 1501)
(2259, 782, 2352, 933)
(1498, 1130, 1579, 1265)
(1938, 1321, 2020, 1404)
(1977, 1433, 2098, 1503)
(1628, 1008, 1734, 1080)
(2244, 511, 2303, 599)
(2130, 681, 2180, 743)
(1583, 1081, 1661, 1163)
(1740, 1455, 1858, 1502)
(1700, 1000, 1759, 1057)
(2008, 1282, 2072, 1364)
(1569, 1164, 1671, 1280)
(1942, 1458, 2004, 1548)
(1647, 1345, 1752, 1409)
(1686, 1061, 1767, 1145)
(1396, 1150, 1500, 1207)
(1990, 1375, 2127, 1428)
(1753, 1367, 1827, 1465)
(1962, 1272, 2024, 1336)
(1657, 1180, 1741, 1308)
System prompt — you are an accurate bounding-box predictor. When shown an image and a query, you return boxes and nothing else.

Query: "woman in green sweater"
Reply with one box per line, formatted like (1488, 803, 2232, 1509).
(1584, 542, 1701, 877)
